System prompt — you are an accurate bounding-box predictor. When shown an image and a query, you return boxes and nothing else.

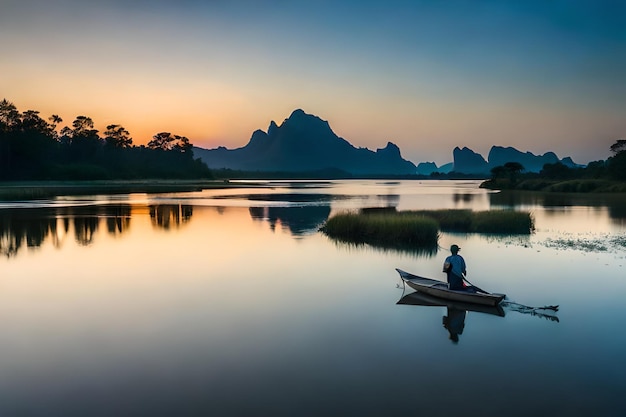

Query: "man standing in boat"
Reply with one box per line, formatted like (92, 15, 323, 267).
(443, 244, 466, 290)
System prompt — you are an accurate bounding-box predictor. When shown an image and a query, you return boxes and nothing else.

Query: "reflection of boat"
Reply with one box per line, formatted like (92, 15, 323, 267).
(397, 291, 505, 317)
(396, 268, 505, 307)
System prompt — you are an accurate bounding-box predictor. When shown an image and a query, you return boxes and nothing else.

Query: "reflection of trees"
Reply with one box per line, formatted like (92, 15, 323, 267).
(376, 194, 400, 206)
(0, 209, 57, 257)
(608, 205, 626, 226)
(0, 204, 133, 257)
(73, 216, 99, 246)
(453, 193, 474, 203)
(249, 205, 331, 235)
(489, 191, 626, 223)
(106, 205, 131, 235)
(149, 205, 193, 230)
(489, 191, 544, 207)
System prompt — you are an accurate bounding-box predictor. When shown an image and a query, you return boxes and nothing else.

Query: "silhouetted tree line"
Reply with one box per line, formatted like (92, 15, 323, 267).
(0, 99, 212, 180)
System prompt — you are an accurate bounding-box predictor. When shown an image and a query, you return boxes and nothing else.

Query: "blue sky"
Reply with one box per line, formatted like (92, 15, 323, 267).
(2, 0, 625, 165)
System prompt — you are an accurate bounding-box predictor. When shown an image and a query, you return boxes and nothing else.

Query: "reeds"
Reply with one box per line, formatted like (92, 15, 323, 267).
(320, 211, 440, 247)
(320, 209, 534, 251)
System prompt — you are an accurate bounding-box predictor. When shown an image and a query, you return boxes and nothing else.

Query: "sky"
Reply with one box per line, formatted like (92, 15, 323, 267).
(1, 0, 625, 165)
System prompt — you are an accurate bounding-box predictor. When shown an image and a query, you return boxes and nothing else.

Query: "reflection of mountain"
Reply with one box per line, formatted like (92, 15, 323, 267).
(249, 205, 331, 235)
(0, 205, 132, 257)
(149, 205, 193, 230)
(215, 191, 401, 209)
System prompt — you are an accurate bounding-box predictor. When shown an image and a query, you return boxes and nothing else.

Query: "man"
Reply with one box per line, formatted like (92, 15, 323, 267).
(442, 244, 466, 290)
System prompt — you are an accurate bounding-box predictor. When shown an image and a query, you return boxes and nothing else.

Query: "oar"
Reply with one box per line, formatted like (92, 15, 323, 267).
(461, 273, 490, 295)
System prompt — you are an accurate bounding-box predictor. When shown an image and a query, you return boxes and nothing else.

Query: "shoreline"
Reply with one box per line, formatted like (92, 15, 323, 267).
(480, 178, 626, 193)
(0, 179, 266, 200)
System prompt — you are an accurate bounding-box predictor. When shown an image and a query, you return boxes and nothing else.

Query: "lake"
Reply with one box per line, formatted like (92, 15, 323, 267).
(1, 180, 625, 416)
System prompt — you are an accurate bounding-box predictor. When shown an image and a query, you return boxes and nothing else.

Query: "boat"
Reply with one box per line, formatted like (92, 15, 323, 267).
(397, 291, 505, 317)
(396, 268, 505, 307)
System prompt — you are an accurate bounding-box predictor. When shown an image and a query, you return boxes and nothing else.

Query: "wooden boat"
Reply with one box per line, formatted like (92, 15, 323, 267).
(397, 291, 505, 317)
(396, 268, 505, 307)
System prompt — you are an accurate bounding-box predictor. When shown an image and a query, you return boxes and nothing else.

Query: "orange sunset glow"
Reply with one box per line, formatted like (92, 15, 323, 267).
(2, 1, 625, 166)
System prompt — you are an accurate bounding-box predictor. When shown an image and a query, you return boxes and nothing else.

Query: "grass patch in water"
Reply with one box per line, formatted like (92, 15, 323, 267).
(320, 211, 440, 251)
(401, 209, 534, 234)
(320, 209, 534, 251)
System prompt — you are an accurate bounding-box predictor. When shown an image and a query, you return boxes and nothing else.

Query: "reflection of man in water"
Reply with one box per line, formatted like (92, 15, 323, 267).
(443, 307, 466, 343)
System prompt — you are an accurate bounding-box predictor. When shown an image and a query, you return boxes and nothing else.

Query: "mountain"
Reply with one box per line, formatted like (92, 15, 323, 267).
(453, 147, 489, 174)
(194, 109, 417, 175)
(416, 162, 438, 175)
(451, 145, 581, 174)
(487, 146, 580, 172)
(416, 161, 453, 175)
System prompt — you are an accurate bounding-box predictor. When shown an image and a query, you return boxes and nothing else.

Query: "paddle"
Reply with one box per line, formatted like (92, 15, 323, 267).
(461, 273, 490, 295)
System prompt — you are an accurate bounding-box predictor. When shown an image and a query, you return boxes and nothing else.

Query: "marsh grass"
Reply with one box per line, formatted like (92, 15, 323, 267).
(399, 209, 534, 234)
(320, 212, 439, 252)
(320, 209, 534, 251)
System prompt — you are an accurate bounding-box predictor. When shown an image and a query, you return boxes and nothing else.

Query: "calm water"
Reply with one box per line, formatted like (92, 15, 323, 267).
(1, 180, 625, 416)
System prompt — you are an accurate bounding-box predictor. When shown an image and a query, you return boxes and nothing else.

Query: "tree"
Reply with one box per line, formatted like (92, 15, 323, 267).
(503, 162, 524, 183)
(104, 124, 133, 149)
(172, 135, 192, 154)
(48, 114, 62, 127)
(490, 165, 507, 180)
(71, 115, 97, 137)
(610, 139, 626, 155)
(148, 132, 191, 153)
(608, 139, 626, 181)
(540, 162, 572, 180)
(48, 114, 63, 140)
(64, 115, 103, 162)
(148, 132, 175, 151)
(0, 99, 20, 131)
(21, 110, 52, 136)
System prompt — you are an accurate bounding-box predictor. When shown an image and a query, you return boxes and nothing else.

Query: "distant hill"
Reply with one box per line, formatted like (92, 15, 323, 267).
(194, 109, 417, 175)
(453, 146, 581, 174)
(416, 161, 452, 175)
(453, 147, 489, 174)
(193, 109, 582, 177)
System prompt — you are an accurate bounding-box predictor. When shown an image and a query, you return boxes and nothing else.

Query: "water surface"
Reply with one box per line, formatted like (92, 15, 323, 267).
(0, 180, 625, 416)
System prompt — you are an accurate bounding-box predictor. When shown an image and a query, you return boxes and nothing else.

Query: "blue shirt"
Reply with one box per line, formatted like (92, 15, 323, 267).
(444, 254, 466, 277)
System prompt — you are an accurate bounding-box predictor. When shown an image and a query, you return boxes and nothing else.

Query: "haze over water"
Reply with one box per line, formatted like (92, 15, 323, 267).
(1, 180, 625, 416)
